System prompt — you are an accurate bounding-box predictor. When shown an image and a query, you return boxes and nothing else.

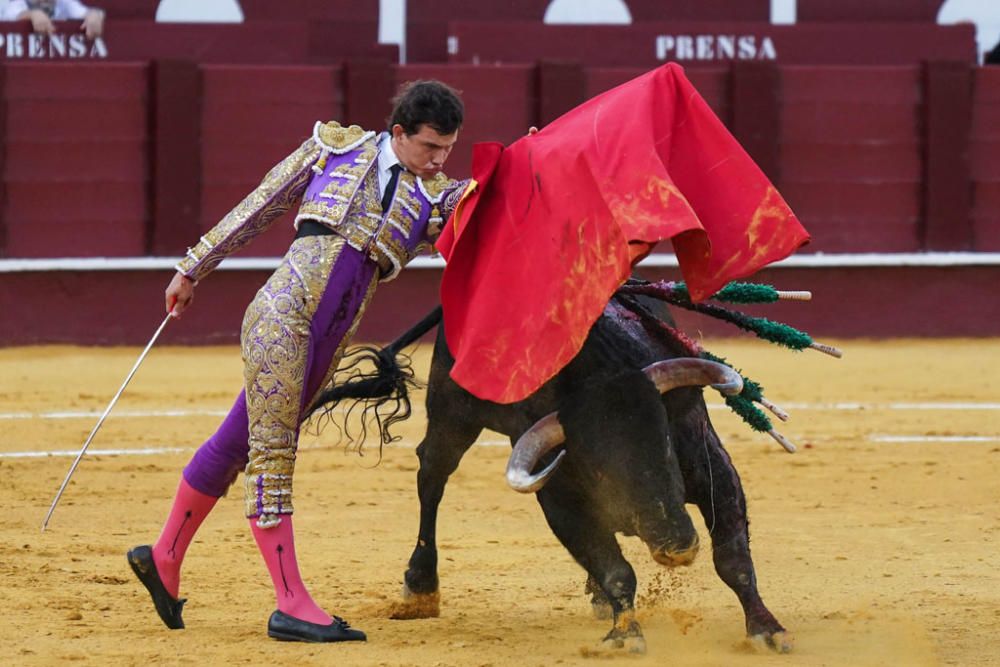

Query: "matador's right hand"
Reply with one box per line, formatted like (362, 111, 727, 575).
(165, 272, 196, 318)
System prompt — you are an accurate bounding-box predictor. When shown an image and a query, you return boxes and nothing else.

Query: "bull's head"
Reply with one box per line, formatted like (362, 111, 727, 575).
(505, 358, 743, 493)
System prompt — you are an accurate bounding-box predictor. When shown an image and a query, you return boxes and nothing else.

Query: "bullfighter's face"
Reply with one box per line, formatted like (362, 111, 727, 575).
(391, 124, 459, 179)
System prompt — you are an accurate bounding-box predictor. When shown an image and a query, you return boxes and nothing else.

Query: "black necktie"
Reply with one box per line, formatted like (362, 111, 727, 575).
(381, 163, 402, 211)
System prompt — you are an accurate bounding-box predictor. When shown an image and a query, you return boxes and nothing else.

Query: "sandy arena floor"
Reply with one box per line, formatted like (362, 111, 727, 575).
(1, 338, 998, 666)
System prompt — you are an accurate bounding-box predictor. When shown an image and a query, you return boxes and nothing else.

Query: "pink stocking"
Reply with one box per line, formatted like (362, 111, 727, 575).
(250, 516, 332, 625)
(151, 477, 219, 599)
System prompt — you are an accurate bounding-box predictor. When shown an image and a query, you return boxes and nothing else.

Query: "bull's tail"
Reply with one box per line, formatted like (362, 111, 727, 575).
(306, 306, 443, 456)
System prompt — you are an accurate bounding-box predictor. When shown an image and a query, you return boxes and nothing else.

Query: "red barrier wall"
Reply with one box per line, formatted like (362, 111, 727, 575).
(779, 66, 923, 253)
(625, 0, 769, 22)
(5, 264, 1000, 346)
(198, 64, 344, 256)
(4, 59, 1000, 345)
(971, 68, 1000, 251)
(446, 22, 976, 68)
(239, 0, 379, 22)
(1, 62, 149, 257)
(405, 0, 771, 63)
(0, 21, 395, 65)
(4, 60, 998, 261)
(797, 0, 945, 22)
(91, 0, 380, 23)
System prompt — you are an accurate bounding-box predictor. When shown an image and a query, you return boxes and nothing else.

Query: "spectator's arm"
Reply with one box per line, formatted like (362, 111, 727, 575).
(59, 0, 104, 38)
(80, 8, 104, 38)
(21, 10, 56, 34)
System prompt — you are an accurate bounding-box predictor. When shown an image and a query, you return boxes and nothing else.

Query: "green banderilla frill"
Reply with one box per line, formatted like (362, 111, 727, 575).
(699, 350, 772, 432)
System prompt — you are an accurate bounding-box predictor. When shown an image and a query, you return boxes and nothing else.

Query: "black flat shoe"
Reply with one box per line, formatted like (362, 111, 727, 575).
(126, 545, 186, 629)
(267, 610, 367, 643)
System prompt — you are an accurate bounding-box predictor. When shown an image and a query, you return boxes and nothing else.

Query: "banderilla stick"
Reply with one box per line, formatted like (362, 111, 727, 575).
(41, 313, 173, 531)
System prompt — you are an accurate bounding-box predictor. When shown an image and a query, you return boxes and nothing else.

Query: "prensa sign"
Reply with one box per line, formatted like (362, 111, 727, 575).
(655, 34, 778, 61)
(0, 33, 108, 59)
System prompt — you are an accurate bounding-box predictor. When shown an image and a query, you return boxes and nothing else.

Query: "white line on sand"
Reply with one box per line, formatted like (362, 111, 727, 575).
(0, 447, 189, 459)
(0, 409, 230, 420)
(5, 434, 998, 459)
(3, 402, 999, 422)
(868, 435, 1000, 444)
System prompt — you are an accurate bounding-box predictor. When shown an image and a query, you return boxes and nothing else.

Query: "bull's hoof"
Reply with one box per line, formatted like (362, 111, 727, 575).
(747, 630, 794, 654)
(386, 584, 440, 620)
(600, 619, 646, 654)
(600, 633, 647, 654)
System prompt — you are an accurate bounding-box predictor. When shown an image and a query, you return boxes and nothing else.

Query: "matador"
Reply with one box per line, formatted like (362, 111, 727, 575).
(127, 81, 469, 643)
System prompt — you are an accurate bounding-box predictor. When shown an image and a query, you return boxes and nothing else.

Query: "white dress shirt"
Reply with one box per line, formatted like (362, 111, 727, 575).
(2, 0, 93, 21)
(377, 132, 405, 199)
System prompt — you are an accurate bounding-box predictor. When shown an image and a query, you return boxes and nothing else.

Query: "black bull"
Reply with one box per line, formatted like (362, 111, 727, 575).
(313, 295, 791, 654)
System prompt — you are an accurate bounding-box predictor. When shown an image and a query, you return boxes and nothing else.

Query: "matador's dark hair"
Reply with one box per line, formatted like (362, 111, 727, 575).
(388, 80, 464, 135)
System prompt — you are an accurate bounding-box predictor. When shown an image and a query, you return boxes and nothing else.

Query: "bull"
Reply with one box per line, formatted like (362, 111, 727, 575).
(314, 292, 792, 654)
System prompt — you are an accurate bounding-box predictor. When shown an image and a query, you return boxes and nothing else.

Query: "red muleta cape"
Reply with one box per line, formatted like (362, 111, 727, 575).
(437, 63, 809, 404)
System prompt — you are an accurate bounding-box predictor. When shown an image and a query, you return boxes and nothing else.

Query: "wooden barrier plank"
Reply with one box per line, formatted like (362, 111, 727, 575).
(732, 61, 777, 180)
(780, 65, 922, 101)
(782, 143, 922, 181)
(4, 183, 146, 256)
(406, 0, 546, 63)
(240, 0, 379, 22)
(150, 59, 201, 256)
(406, 0, 771, 63)
(779, 65, 923, 253)
(344, 60, 395, 132)
(797, 0, 944, 22)
(2, 62, 149, 257)
(782, 103, 920, 142)
(627, 0, 769, 22)
(782, 182, 921, 221)
(970, 68, 1000, 250)
(536, 61, 585, 127)
(0, 64, 6, 256)
(197, 64, 343, 257)
(4, 141, 145, 181)
(7, 263, 1000, 344)
(922, 61, 973, 251)
(2, 62, 149, 99)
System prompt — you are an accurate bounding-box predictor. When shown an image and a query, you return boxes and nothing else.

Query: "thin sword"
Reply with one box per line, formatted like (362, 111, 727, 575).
(41, 313, 173, 532)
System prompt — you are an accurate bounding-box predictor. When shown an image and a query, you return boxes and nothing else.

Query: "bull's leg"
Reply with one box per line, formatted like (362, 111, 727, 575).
(389, 418, 482, 620)
(666, 392, 793, 652)
(585, 574, 613, 619)
(537, 491, 646, 654)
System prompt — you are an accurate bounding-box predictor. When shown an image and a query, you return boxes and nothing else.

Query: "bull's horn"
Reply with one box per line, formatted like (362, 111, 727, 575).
(643, 358, 743, 396)
(506, 413, 567, 493)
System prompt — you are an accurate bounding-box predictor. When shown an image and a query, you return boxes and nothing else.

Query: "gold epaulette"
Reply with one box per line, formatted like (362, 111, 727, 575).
(418, 171, 457, 203)
(312, 120, 376, 154)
